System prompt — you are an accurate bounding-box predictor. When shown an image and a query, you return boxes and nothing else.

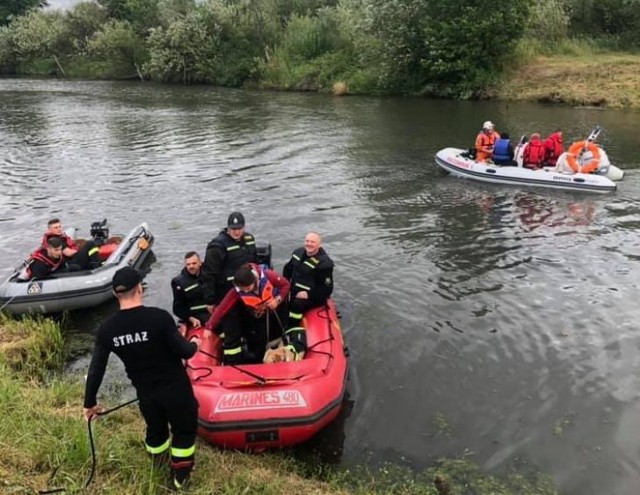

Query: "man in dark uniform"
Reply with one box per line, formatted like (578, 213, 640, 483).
(283, 231, 334, 329)
(171, 251, 209, 329)
(83, 267, 201, 491)
(201, 211, 258, 310)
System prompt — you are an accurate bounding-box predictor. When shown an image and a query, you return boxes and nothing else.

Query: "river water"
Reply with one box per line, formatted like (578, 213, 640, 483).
(2, 79, 640, 494)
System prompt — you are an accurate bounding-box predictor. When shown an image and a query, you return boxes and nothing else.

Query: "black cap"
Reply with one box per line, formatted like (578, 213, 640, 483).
(112, 266, 141, 293)
(227, 212, 245, 229)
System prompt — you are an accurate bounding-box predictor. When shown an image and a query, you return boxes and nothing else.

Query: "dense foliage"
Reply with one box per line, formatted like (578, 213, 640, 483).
(0, 0, 638, 96)
(0, 0, 47, 26)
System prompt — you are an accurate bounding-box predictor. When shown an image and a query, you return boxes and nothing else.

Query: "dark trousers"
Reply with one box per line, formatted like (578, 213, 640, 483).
(67, 241, 101, 270)
(138, 375, 198, 466)
(221, 303, 287, 363)
(288, 297, 325, 328)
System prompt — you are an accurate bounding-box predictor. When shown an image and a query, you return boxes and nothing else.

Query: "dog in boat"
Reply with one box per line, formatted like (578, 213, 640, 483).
(263, 338, 306, 363)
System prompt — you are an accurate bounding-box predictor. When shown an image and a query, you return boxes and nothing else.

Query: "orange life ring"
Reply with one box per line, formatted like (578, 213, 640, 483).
(567, 141, 601, 174)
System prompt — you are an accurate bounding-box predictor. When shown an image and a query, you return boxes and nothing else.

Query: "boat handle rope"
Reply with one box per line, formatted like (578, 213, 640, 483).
(36, 397, 139, 495)
(195, 348, 267, 385)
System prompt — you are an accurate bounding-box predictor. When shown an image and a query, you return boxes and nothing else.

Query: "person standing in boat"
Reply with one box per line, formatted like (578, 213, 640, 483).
(475, 121, 501, 162)
(492, 132, 515, 165)
(522, 133, 546, 169)
(543, 129, 564, 167)
(201, 211, 258, 312)
(83, 267, 201, 491)
(41, 218, 101, 270)
(171, 251, 209, 329)
(282, 231, 334, 354)
(205, 263, 290, 364)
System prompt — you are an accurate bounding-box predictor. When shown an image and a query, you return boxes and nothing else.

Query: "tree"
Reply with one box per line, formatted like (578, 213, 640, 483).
(144, 8, 220, 83)
(0, 0, 47, 26)
(10, 10, 69, 75)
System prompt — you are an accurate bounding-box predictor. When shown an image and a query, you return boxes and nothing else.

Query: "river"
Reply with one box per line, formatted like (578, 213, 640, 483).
(2, 79, 640, 494)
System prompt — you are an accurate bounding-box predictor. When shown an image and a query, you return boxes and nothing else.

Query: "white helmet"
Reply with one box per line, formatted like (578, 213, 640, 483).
(482, 121, 494, 130)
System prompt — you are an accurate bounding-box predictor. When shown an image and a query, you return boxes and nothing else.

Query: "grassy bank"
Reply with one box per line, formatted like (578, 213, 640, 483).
(500, 41, 640, 109)
(0, 314, 558, 494)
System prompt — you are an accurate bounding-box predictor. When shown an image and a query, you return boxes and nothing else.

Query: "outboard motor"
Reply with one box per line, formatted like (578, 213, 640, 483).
(256, 242, 272, 269)
(90, 219, 109, 245)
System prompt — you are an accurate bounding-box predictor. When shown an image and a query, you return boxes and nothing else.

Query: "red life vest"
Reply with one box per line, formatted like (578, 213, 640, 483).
(25, 248, 65, 279)
(543, 132, 564, 166)
(235, 264, 278, 314)
(524, 139, 545, 167)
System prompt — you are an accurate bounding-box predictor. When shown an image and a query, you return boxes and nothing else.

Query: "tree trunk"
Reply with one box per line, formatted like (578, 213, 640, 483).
(134, 63, 144, 81)
(53, 54, 66, 78)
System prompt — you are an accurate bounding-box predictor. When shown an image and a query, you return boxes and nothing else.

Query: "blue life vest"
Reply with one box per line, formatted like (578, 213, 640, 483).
(493, 138, 512, 162)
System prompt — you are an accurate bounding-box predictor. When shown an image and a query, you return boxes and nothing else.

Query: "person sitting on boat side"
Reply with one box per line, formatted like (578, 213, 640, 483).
(543, 129, 564, 167)
(492, 132, 515, 165)
(24, 235, 66, 280)
(282, 231, 333, 355)
(171, 251, 209, 330)
(201, 211, 258, 314)
(205, 263, 290, 364)
(83, 267, 201, 491)
(42, 218, 101, 270)
(475, 121, 501, 163)
(522, 133, 546, 170)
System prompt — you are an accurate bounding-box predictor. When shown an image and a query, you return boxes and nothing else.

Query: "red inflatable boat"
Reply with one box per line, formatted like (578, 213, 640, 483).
(185, 299, 348, 450)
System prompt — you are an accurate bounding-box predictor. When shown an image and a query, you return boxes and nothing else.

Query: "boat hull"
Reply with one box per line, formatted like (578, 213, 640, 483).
(436, 148, 617, 194)
(0, 223, 154, 315)
(186, 299, 349, 451)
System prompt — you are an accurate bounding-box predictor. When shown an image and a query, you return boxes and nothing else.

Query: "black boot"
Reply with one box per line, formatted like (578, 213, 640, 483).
(170, 460, 193, 491)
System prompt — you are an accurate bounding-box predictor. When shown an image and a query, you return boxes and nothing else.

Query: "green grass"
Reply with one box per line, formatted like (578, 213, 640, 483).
(501, 38, 640, 109)
(0, 316, 558, 495)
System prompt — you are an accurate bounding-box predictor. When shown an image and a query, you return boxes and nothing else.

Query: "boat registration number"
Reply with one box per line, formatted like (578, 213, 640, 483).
(215, 390, 308, 413)
(450, 158, 471, 169)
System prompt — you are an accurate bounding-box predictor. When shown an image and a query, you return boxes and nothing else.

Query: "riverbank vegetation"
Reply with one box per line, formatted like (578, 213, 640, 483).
(0, 314, 559, 494)
(1, 0, 639, 107)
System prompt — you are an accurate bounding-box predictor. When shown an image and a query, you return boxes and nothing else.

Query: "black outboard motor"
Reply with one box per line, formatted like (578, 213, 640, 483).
(90, 219, 109, 246)
(256, 242, 272, 269)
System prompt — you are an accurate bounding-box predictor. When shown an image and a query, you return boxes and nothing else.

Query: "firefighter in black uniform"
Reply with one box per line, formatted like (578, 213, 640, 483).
(83, 267, 201, 491)
(201, 211, 258, 308)
(283, 231, 334, 329)
(171, 251, 209, 328)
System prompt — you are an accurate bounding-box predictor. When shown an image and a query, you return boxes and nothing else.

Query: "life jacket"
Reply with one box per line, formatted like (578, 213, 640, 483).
(172, 268, 207, 318)
(543, 132, 564, 166)
(235, 264, 279, 314)
(206, 230, 257, 291)
(475, 131, 499, 162)
(523, 138, 545, 167)
(493, 138, 512, 162)
(286, 247, 333, 298)
(25, 248, 65, 280)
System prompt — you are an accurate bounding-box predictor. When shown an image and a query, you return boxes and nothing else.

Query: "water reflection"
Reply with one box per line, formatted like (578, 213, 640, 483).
(3, 79, 640, 494)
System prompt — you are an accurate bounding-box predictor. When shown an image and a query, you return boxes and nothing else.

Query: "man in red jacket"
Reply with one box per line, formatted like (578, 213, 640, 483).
(206, 263, 289, 364)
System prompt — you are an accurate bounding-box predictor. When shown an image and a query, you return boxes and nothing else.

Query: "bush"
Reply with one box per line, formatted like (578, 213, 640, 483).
(525, 0, 569, 45)
(0, 314, 65, 381)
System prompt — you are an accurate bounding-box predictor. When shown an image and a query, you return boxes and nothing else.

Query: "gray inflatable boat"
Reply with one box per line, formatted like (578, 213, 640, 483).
(0, 222, 154, 315)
